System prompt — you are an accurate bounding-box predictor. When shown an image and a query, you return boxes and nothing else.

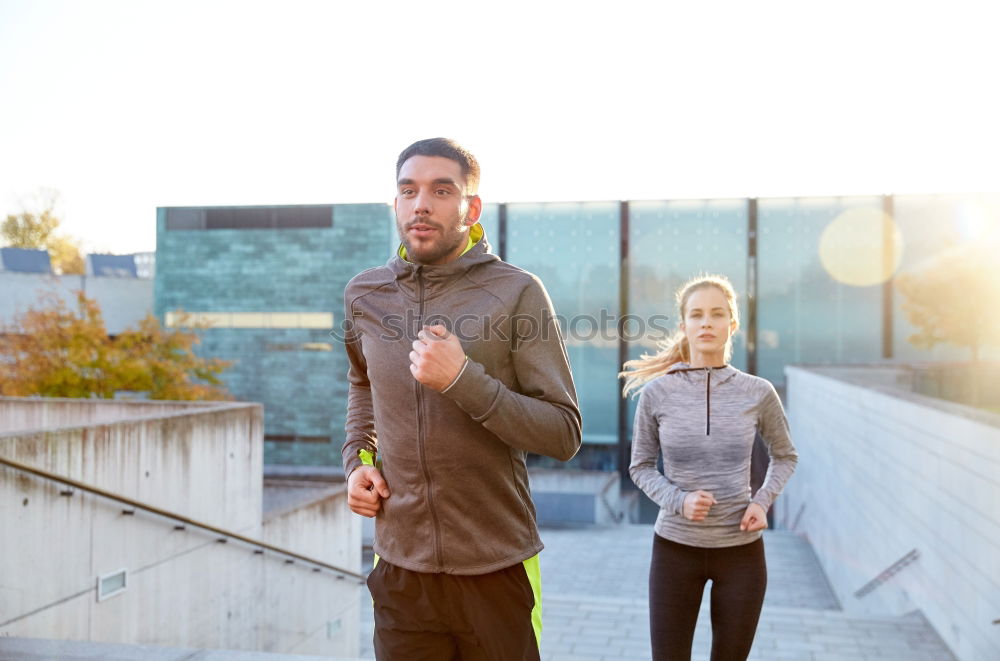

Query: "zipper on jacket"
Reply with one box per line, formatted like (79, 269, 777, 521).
(704, 367, 711, 436)
(414, 267, 445, 569)
(671, 364, 721, 436)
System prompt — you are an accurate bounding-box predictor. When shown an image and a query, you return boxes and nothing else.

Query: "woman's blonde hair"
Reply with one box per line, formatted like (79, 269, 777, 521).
(620, 274, 740, 398)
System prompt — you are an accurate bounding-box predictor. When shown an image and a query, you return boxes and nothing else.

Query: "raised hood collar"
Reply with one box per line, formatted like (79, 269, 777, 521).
(388, 223, 500, 299)
(666, 361, 738, 436)
(667, 361, 737, 380)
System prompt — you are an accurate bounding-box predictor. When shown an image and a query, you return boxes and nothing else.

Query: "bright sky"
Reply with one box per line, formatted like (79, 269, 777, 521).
(1, 0, 997, 254)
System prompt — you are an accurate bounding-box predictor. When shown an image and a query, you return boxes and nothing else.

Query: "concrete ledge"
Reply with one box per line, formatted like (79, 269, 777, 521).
(529, 469, 624, 525)
(262, 479, 346, 522)
(0, 396, 260, 437)
(790, 363, 1000, 429)
(263, 464, 345, 481)
(0, 637, 364, 661)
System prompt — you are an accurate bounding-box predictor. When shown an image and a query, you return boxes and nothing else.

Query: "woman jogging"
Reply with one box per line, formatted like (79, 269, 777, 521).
(622, 274, 798, 661)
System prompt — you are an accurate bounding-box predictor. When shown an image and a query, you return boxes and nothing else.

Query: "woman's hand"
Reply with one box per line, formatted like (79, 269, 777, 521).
(740, 502, 768, 532)
(682, 490, 717, 521)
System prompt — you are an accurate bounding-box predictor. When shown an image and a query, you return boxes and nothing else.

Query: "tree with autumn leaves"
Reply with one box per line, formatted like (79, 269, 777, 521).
(895, 240, 1000, 363)
(0, 291, 231, 400)
(895, 239, 1000, 409)
(2, 189, 85, 275)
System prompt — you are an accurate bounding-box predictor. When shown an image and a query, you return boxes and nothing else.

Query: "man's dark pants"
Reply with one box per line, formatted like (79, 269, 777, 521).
(368, 558, 541, 661)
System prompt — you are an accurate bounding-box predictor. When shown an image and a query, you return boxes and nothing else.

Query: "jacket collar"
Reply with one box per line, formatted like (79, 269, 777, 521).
(666, 361, 738, 436)
(387, 224, 500, 299)
(667, 361, 738, 383)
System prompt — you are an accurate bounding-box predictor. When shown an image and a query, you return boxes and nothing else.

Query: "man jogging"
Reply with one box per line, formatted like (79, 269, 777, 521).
(342, 137, 582, 660)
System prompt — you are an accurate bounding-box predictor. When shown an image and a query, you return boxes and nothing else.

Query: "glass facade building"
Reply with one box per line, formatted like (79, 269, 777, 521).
(507, 202, 621, 447)
(154, 193, 999, 470)
(756, 197, 885, 386)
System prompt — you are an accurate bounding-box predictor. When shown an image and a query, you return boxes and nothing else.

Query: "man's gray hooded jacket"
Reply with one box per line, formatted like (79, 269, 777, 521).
(342, 227, 582, 575)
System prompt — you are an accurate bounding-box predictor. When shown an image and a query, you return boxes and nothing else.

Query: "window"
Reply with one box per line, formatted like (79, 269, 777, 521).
(165, 206, 334, 230)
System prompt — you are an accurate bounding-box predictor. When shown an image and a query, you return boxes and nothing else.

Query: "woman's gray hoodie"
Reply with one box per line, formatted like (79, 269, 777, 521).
(629, 362, 798, 548)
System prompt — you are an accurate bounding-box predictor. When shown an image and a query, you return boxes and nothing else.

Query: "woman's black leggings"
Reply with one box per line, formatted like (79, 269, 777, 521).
(649, 534, 767, 661)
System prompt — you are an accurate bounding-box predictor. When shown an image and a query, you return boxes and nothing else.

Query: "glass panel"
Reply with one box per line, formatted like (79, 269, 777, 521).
(757, 196, 884, 388)
(276, 205, 334, 229)
(628, 199, 749, 367)
(165, 208, 204, 231)
(478, 203, 501, 254)
(205, 207, 270, 230)
(626, 199, 749, 432)
(100, 572, 126, 594)
(507, 202, 620, 450)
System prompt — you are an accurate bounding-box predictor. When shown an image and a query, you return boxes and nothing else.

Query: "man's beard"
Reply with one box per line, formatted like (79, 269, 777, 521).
(397, 214, 469, 265)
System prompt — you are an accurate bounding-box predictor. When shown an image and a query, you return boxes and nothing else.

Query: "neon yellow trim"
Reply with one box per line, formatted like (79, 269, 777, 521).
(359, 449, 376, 467)
(398, 222, 483, 262)
(369, 550, 539, 643)
(465, 221, 484, 252)
(370, 553, 380, 607)
(522, 554, 542, 648)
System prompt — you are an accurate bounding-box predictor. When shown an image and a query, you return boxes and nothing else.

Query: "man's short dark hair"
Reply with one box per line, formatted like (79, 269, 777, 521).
(396, 138, 481, 194)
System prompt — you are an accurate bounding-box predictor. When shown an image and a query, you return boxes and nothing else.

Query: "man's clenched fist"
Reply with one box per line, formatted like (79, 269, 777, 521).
(348, 465, 391, 517)
(409, 324, 466, 391)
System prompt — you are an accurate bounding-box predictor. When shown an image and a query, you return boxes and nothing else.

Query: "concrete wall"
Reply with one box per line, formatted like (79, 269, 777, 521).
(783, 366, 1000, 661)
(0, 398, 361, 658)
(0, 400, 263, 531)
(0, 272, 153, 335)
(261, 485, 361, 656)
(0, 397, 222, 434)
(529, 469, 624, 525)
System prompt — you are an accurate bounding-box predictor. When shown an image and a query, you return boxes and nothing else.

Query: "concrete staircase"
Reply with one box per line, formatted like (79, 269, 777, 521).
(355, 526, 961, 661)
(4, 528, 956, 661)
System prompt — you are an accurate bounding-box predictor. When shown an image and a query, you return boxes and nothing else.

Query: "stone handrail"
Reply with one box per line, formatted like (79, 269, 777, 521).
(0, 454, 364, 584)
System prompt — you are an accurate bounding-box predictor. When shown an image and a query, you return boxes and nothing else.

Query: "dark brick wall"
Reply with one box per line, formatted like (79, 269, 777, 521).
(154, 204, 394, 467)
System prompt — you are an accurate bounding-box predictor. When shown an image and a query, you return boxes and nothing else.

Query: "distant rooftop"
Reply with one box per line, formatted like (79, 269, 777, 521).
(87, 253, 138, 277)
(0, 249, 154, 278)
(0, 247, 51, 273)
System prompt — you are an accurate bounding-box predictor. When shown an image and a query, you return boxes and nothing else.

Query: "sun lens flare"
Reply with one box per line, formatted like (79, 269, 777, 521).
(819, 207, 903, 287)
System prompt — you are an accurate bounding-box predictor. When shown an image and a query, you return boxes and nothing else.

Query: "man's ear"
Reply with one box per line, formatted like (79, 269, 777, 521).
(465, 195, 482, 225)
(393, 196, 398, 216)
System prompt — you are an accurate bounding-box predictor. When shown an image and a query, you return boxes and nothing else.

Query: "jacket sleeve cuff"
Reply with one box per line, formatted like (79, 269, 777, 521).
(440, 357, 469, 394)
(342, 444, 370, 478)
(343, 455, 362, 478)
(751, 493, 773, 511)
(439, 358, 502, 422)
(669, 489, 689, 516)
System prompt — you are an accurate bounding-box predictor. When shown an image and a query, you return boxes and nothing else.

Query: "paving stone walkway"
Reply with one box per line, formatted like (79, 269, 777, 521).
(360, 525, 957, 660)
